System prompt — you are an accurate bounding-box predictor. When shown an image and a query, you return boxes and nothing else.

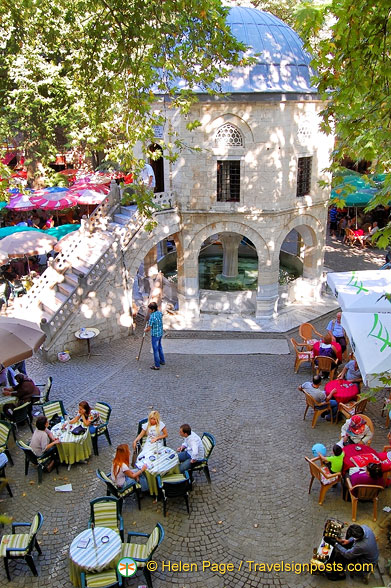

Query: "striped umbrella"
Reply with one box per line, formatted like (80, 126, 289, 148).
(6, 192, 36, 211)
(71, 188, 108, 205)
(30, 187, 77, 210)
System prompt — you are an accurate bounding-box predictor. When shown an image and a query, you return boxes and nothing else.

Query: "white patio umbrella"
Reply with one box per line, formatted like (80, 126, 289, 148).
(0, 231, 57, 259)
(341, 312, 391, 387)
(327, 270, 391, 298)
(327, 270, 391, 313)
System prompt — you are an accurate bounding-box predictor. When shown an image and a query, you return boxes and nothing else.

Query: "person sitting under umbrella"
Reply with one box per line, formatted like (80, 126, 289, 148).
(2, 373, 40, 418)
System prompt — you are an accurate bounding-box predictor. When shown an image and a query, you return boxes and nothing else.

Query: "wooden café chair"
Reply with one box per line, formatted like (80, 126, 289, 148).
(312, 356, 338, 380)
(345, 478, 384, 521)
(302, 390, 334, 428)
(305, 456, 342, 505)
(337, 397, 368, 421)
(299, 322, 322, 344)
(290, 338, 313, 373)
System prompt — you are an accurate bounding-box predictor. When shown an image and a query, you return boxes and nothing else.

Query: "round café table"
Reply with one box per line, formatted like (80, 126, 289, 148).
(136, 444, 179, 496)
(51, 423, 92, 465)
(342, 444, 380, 474)
(75, 328, 100, 358)
(69, 526, 121, 587)
(324, 380, 359, 404)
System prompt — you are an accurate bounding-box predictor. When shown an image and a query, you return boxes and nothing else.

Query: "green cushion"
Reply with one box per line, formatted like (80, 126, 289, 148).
(0, 534, 30, 557)
(92, 502, 119, 530)
(161, 473, 187, 484)
(202, 436, 213, 457)
(146, 526, 160, 553)
(121, 542, 147, 566)
(95, 403, 110, 422)
(29, 514, 40, 536)
(0, 425, 10, 446)
(85, 569, 118, 587)
(43, 402, 63, 420)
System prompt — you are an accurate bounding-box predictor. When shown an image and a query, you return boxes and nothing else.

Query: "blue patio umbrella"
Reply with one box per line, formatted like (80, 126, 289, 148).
(46, 224, 80, 240)
(0, 226, 43, 240)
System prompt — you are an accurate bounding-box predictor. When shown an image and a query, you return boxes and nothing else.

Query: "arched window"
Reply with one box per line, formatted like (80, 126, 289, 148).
(148, 143, 164, 193)
(215, 124, 243, 147)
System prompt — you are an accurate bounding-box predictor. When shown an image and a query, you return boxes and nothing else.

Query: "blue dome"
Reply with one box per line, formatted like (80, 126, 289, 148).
(221, 6, 317, 94)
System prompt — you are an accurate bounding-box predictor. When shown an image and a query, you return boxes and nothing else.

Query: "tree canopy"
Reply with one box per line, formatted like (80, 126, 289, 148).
(0, 0, 246, 181)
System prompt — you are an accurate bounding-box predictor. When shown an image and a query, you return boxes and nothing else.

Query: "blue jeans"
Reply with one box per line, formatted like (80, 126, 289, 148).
(151, 336, 165, 368)
(317, 399, 338, 418)
(178, 450, 203, 474)
(123, 473, 148, 493)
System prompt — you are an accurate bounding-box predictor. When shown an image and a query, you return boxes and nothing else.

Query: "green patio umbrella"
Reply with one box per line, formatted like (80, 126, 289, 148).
(46, 224, 80, 240)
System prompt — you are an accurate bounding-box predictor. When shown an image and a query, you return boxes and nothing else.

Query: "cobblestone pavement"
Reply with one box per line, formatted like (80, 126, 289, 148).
(1, 236, 390, 588)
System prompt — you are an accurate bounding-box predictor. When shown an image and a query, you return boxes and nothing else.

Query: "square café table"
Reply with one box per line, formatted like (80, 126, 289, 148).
(136, 444, 179, 496)
(69, 526, 121, 587)
(51, 423, 93, 465)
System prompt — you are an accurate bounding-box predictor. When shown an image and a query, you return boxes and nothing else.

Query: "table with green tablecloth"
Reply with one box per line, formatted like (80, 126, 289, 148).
(69, 526, 121, 587)
(51, 423, 92, 465)
(136, 444, 180, 495)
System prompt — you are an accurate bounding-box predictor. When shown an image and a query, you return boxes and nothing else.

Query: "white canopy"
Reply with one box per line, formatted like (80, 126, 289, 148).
(341, 311, 391, 387)
(327, 269, 391, 313)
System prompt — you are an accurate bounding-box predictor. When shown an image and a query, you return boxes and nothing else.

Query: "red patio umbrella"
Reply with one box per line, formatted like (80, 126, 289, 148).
(30, 187, 77, 210)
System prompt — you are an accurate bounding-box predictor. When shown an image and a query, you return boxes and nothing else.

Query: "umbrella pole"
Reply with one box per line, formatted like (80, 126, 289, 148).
(26, 255, 31, 274)
(355, 207, 358, 229)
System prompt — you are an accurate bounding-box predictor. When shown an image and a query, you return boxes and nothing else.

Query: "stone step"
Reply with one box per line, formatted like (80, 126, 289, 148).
(64, 271, 79, 288)
(120, 205, 137, 217)
(57, 281, 76, 297)
(72, 263, 91, 277)
(41, 291, 67, 314)
(113, 213, 131, 225)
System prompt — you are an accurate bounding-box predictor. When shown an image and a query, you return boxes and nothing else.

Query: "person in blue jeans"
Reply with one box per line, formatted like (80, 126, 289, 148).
(298, 375, 338, 421)
(145, 301, 165, 370)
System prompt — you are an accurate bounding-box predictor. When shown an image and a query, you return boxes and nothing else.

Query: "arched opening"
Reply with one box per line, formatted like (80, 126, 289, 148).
(279, 229, 303, 285)
(133, 235, 178, 310)
(148, 143, 164, 193)
(198, 233, 258, 291)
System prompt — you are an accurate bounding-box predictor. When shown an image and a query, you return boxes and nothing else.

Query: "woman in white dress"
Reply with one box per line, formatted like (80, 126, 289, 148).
(132, 410, 168, 452)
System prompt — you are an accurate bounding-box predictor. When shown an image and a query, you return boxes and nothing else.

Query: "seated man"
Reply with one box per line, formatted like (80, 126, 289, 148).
(364, 221, 379, 244)
(177, 424, 204, 474)
(337, 357, 362, 385)
(298, 375, 338, 420)
(332, 524, 379, 581)
(326, 312, 347, 355)
(30, 415, 60, 472)
(340, 415, 373, 446)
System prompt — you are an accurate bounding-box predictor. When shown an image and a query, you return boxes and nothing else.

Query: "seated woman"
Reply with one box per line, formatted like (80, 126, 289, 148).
(111, 444, 148, 492)
(2, 373, 40, 418)
(30, 415, 60, 472)
(348, 462, 385, 488)
(340, 415, 373, 446)
(68, 400, 101, 433)
(132, 410, 168, 452)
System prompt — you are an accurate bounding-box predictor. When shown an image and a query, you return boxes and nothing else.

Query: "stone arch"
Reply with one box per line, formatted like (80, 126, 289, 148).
(182, 220, 270, 299)
(273, 213, 324, 279)
(205, 113, 254, 145)
(187, 221, 269, 266)
(125, 212, 181, 278)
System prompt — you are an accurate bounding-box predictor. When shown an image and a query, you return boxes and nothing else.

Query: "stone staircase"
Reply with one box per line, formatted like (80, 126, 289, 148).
(11, 184, 177, 356)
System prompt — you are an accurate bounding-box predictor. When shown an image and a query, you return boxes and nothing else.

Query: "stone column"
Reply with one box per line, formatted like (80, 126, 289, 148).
(219, 232, 242, 278)
(256, 269, 279, 319)
(144, 245, 159, 277)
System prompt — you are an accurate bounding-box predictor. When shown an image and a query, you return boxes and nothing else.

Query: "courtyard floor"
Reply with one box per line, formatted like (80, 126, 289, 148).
(1, 235, 390, 588)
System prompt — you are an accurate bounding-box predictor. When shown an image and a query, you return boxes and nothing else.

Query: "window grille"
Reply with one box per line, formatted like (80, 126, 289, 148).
(215, 124, 243, 147)
(217, 161, 240, 202)
(296, 156, 312, 197)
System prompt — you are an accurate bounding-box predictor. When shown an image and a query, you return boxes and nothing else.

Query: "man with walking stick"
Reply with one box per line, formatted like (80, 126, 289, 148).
(144, 302, 165, 370)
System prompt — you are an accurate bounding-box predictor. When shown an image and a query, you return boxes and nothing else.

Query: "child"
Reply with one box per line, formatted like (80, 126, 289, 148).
(318, 444, 345, 473)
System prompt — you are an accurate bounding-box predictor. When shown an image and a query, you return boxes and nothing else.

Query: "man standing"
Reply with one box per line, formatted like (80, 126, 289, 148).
(298, 375, 338, 420)
(177, 424, 205, 474)
(139, 163, 156, 190)
(144, 301, 165, 370)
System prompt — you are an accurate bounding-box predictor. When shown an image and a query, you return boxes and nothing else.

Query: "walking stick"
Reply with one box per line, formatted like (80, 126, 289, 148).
(136, 331, 146, 361)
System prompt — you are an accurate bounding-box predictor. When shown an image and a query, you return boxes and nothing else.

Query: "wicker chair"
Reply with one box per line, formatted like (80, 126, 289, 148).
(299, 322, 322, 343)
(345, 478, 384, 521)
(291, 338, 313, 373)
(305, 456, 341, 505)
(302, 390, 334, 427)
(337, 397, 368, 421)
(312, 356, 338, 380)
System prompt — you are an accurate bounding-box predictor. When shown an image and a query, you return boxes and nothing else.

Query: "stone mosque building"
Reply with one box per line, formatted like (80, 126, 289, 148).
(16, 6, 335, 358)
